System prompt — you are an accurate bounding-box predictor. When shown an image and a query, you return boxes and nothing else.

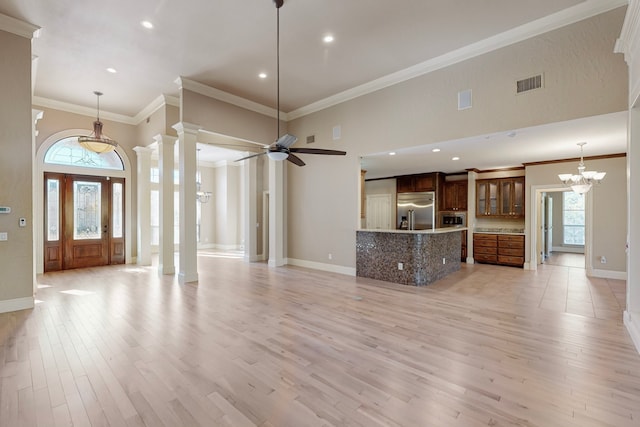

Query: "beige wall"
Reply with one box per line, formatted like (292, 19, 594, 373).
(286, 9, 628, 270)
(182, 89, 278, 145)
(135, 104, 178, 146)
(0, 29, 34, 306)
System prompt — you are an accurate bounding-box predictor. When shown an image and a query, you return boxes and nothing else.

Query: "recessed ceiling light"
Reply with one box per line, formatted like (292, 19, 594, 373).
(323, 35, 334, 43)
(389, 152, 396, 156)
(452, 156, 460, 161)
(106, 67, 117, 74)
(141, 20, 154, 29)
(258, 72, 267, 79)
(432, 148, 441, 153)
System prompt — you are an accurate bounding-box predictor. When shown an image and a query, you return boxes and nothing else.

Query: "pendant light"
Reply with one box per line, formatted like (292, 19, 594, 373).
(78, 91, 118, 153)
(196, 148, 212, 203)
(558, 142, 606, 194)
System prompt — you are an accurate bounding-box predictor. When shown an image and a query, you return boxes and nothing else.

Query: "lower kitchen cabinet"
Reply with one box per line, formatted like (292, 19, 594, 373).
(473, 233, 497, 263)
(473, 233, 524, 267)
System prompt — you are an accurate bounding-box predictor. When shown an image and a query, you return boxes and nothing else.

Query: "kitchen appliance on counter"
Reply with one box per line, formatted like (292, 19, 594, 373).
(440, 212, 466, 228)
(397, 192, 435, 230)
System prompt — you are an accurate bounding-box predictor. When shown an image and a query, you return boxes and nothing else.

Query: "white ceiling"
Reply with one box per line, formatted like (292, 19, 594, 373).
(0, 0, 629, 173)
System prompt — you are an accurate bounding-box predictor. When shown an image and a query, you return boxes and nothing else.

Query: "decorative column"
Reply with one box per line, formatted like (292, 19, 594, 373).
(133, 146, 153, 266)
(243, 157, 259, 262)
(268, 159, 286, 267)
(466, 170, 477, 264)
(155, 134, 176, 276)
(615, 0, 640, 353)
(173, 122, 200, 283)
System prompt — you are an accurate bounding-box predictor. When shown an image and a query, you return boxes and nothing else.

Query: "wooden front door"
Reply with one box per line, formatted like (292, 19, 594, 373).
(44, 173, 125, 271)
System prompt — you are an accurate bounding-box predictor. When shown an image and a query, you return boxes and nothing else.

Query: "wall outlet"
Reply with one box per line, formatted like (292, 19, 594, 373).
(600, 256, 607, 264)
(328, 253, 332, 260)
(0, 232, 7, 241)
(398, 262, 403, 270)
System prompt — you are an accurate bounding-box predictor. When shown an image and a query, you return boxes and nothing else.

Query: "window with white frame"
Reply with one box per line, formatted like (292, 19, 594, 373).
(563, 191, 585, 245)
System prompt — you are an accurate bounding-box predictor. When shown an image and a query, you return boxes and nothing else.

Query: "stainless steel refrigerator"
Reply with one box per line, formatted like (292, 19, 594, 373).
(397, 192, 435, 230)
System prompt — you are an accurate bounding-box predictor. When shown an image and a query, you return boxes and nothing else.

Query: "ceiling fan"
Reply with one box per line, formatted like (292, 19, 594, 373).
(235, 0, 346, 167)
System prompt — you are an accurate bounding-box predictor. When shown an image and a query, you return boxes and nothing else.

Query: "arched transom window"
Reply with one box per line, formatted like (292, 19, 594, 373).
(44, 136, 124, 170)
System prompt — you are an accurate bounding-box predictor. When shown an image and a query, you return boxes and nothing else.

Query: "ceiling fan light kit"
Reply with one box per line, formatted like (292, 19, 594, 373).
(235, 0, 346, 166)
(78, 91, 119, 154)
(558, 142, 606, 194)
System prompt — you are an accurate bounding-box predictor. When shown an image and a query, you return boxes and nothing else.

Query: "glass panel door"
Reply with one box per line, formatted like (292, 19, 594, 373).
(73, 181, 102, 240)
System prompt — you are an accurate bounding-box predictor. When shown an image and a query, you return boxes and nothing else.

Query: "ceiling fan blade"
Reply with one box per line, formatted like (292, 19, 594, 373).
(289, 148, 347, 156)
(275, 133, 298, 148)
(286, 153, 306, 166)
(235, 152, 266, 162)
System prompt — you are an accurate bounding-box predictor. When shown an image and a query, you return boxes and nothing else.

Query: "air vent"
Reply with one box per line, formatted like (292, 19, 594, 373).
(306, 135, 315, 144)
(516, 74, 543, 94)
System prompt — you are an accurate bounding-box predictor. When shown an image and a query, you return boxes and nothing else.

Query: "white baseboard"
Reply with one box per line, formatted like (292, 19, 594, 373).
(286, 258, 356, 276)
(624, 311, 640, 354)
(551, 246, 584, 254)
(0, 296, 34, 314)
(590, 268, 627, 280)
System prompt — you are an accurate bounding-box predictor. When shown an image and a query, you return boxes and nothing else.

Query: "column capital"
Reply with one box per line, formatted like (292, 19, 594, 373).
(133, 146, 154, 155)
(172, 122, 201, 136)
(153, 134, 177, 145)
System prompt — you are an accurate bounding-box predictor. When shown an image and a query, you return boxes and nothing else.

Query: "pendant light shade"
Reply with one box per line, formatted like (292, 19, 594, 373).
(78, 91, 118, 154)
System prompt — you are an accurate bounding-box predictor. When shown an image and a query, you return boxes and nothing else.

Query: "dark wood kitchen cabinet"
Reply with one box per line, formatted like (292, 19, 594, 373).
(441, 180, 468, 211)
(396, 172, 439, 192)
(473, 233, 524, 267)
(499, 177, 525, 217)
(473, 233, 497, 263)
(476, 177, 524, 218)
(476, 180, 499, 216)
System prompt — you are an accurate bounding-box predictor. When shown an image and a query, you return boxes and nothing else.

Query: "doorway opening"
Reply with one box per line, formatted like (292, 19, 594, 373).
(531, 185, 591, 273)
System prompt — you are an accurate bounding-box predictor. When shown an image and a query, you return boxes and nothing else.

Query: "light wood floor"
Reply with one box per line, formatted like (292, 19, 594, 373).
(1, 252, 638, 427)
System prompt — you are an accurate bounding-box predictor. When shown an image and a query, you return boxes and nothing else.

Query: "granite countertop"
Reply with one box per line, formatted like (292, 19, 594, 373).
(474, 227, 525, 235)
(358, 227, 467, 234)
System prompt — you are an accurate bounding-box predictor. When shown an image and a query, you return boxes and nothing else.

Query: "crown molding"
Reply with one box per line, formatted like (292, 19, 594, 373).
(33, 94, 180, 126)
(132, 94, 180, 124)
(176, 77, 284, 120)
(0, 13, 40, 39)
(32, 96, 137, 124)
(287, 0, 628, 120)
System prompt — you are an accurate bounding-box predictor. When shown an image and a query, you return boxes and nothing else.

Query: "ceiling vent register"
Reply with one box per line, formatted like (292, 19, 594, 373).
(516, 74, 543, 94)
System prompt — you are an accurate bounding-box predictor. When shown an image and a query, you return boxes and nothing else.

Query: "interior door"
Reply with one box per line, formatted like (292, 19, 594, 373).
(44, 173, 125, 271)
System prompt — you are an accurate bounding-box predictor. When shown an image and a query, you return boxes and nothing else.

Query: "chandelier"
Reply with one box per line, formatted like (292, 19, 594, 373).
(558, 142, 606, 194)
(78, 91, 118, 153)
(196, 148, 212, 203)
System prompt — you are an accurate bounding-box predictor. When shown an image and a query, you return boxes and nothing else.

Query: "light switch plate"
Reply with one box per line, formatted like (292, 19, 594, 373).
(0, 232, 7, 241)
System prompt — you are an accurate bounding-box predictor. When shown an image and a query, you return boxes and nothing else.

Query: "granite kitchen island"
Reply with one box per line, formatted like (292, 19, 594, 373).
(356, 228, 465, 286)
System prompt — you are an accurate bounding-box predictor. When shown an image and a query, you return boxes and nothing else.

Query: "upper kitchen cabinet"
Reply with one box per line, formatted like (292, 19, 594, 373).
(499, 177, 525, 217)
(476, 180, 499, 216)
(396, 172, 440, 192)
(441, 180, 468, 211)
(476, 177, 525, 218)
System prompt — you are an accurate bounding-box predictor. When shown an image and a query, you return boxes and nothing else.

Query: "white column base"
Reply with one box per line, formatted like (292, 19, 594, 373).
(624, 311, 640, 354)
(0, 296, 34, 314)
